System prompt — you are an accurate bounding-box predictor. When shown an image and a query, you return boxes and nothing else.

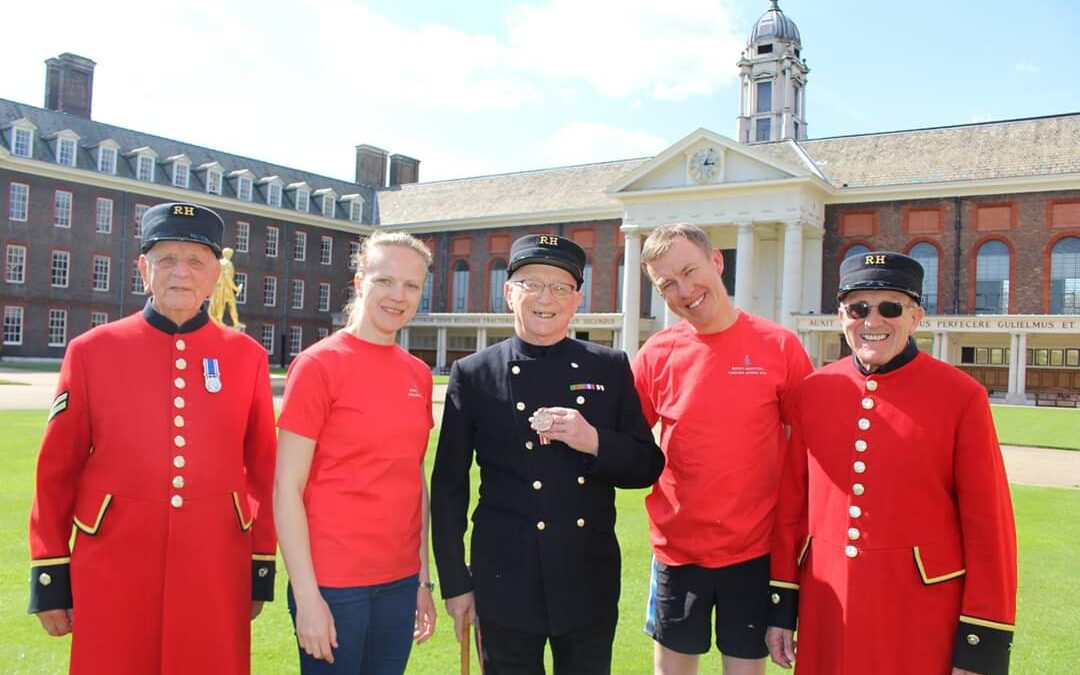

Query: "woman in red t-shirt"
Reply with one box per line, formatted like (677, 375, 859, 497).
(275, 231, 437, 674)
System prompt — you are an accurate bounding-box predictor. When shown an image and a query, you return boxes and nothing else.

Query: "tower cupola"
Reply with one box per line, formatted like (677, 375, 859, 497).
(736, 0, 809, 144)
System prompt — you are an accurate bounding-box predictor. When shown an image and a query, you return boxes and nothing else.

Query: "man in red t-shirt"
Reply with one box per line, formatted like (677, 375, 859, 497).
(632, 223, 811, 675)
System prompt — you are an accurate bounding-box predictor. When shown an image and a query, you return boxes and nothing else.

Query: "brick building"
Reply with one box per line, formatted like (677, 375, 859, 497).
(3, 2, 1079, 400)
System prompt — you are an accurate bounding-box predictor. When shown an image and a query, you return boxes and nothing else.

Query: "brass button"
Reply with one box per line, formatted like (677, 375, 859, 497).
(575, 395, 585, 405)
(577, 476, 585, 485)
(174, 435, 186, 448)
(516, 402, 526, 411)
(172, 476, 185, 489)
(857, 418, 871, 431)
(525, 441, 534, 450)
(174, 396, 185, 409)
(536, 521, 545, 531)
(771, 592, 781, 605)
(258, 567, 269, 578)
(865, 379, 878, 391)
(532, 480, 543, 491)
(853, 461, 866, 474)
(855, 439, 868, 453)
(39, 573, 52, 586)
(511, 365, 521, 375)
(966, 634, 980, 646)
(173, 455, 186, 468)
(175, 358, 187, 370)
(853, 483, 865, 496)
(576, 518, 586, 528)
(174, 377, 186, 389)
(175, 339, 186, 351)
(849, 505, 862, 518)
(173, 415, 185, 428)
(845, 545, 858, 558)
(847, 527, 861, 540)
(861, 397, 874, 410)
(170, 495, 183, 508)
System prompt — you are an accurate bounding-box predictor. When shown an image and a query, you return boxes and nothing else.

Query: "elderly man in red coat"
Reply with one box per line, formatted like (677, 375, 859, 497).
(766, 251, 1017, 675)
(28, 202, 277, 675)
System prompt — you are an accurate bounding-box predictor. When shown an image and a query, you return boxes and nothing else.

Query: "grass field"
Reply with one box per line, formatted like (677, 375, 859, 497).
(992, 405, 1080, 450)
(2, 409, 1078, 673)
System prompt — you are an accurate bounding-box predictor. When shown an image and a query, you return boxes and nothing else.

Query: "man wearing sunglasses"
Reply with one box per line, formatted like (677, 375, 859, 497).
(767, 251, 1017, 675)
(432, 234, 664, 674)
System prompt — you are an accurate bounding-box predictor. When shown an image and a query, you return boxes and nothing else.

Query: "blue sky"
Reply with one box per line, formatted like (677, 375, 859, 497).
(3, 0, 1077, 182)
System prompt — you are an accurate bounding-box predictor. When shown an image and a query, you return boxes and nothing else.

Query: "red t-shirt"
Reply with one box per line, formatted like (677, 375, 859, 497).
(632, 312, 812, 568)
(278, 331, 433, 586)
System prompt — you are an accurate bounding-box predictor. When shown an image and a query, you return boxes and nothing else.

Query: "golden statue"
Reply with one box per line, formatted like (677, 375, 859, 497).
(210, 247, 243, 328)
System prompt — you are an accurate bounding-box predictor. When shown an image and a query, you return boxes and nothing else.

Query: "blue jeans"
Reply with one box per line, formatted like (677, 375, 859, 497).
(287, 574, 418, 675)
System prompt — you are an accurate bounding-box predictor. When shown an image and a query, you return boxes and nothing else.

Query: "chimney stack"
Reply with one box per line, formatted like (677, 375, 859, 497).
(388, 154, 420, 187)
(354, 145, 388, 187)
(45, 53, 96, 119)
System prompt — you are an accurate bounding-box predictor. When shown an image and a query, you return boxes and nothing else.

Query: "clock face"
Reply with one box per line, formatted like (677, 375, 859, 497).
(689, 147, 720, 184)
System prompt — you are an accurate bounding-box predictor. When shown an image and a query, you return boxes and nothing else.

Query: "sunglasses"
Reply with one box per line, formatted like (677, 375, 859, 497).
(841, 300, 915, 320)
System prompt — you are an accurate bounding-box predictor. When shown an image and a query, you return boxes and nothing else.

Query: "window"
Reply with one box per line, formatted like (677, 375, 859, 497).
(289, 326, 303, 356)
(235, 221, 250, 253)
(54, 191, 73, 228)
(3, 306, 24, 345)
(321, 194, 335, 217)
(1050, 237, 1080, 314)
(319, 282, 331, 311)
(348, 240, 361, 269)
(349, 200, 363, 223)
(92, 256, 111, 291)
(755, 118, 770, 142)
(295, 188, 310, 213)
(756, 80, 772, 113)
(98, 146, 117, 174)
(260, 324, 275, 353)
(237, 176, 253, 202)
(263, 276, 277, 306)
(756, 43, 773, 55)
(908, 243, 939, 314)
(234, 272, 248, 304)
(317, 327, 329, 340)
(266, 226, 279, 257)
(420, 274, 433, 313)
(489, 260, 507, 312)
(843, 244, 871, 260)
(12, 127, 33, 157)
(96, 198, 113, 233)
(580, 260, 593, 312)
(320, 236, 333, 265)
(131, 262, 146, 295)
(48, 309, 68, 347)
(51, 251, 71, 287)
(291, 279, 305, 309)
(207, 169, 222, 195)
(268, 183, 282, 207)
(172, 162, 190, 188)
(452, 260, 469, 312)
(9, 183, 29, 221)
(134, 204, 150, 238)
(90, 311, 108, 328)
(137, 155, 156, 182)
(6, 245, 27, 283)
(975, 240, 1010, 314)
(57, 137, 77, 167)
(293, 231, 307, 261)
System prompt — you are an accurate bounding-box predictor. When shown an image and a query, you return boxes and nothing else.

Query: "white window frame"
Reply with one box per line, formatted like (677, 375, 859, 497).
(54, 190, 73, 228)
(9, 183, 29, 221)
(51, 250, 71, 288)
(348, 240, 360, 270)
(237, 176, 253, 202)
(57, 136, 77, 167)
(260, 324, 275, 353)
(134, 204, 150, 238)
(289, 325, 303, 356)
(235, 221, 250, 253)
(172, 161, 191, 188)
(316, 326, 329, 340)
(235, 272, 248, 304)
(97, 144, 118, 174)
(321, 194, 335, 217)
(11, 127, 34, 158)
(3, 306, 24, 345)
(136, 154, 156, 182)
(267, 183, 283, 207)
(90, 311, 108, 328)
(266, 226, 279, 258)
(295, 188, 310, 213)
(320, 236, 333, 265)
(263, 275, 277, 306)
(207, 169, 222, 195)
(319, 282, 331, 312)
(349, 199, 363, 223)
(48, 309, 68, 347)
(131, 260, 146, 295)
(6, 245, 27, 284)
(293, 231, 307, 261)
(291, 279, 305, 310)
(96, 197, 114, 233)
(92, 255, 111, 292)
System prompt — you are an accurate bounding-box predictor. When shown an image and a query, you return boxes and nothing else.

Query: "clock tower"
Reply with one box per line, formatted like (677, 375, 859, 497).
(736, 0, 808, 144)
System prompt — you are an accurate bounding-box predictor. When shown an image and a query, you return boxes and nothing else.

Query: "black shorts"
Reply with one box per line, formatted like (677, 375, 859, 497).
(644, 555, 770, 658)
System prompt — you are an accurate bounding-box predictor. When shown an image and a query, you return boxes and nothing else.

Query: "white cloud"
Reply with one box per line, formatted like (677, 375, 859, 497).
(1013, 62, 1040, 74)
(541, 121, 668, 166)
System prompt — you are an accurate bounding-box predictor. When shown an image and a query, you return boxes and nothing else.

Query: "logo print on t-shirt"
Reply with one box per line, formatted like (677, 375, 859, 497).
(728, 354, 768, 376)
(407, 383, 423, 399)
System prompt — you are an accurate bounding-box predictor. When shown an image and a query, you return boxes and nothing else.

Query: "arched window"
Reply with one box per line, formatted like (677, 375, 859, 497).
(843, 244, 870, 260)
(452, 260, 469, 313)
(975, 240, 1009, 314)
(489, 259, 507, 312)
(419, 274, 432, 313)
(616, 257, 625, 312)
(580, 260, 593, 312)
(1050, 237, 1080, 314)
(908, 243, 939, 314)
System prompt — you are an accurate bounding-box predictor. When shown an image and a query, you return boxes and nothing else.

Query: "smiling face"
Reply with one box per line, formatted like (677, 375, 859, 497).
(839, 289, 925, 370)
(139, 240, 220, 326)
(352, 243, 429, 344)
(644, 235, 732, 334)
(504, 263, 581, 346)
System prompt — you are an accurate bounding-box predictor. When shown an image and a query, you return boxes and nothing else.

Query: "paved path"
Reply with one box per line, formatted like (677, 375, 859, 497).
(3, 370, 1077, 490)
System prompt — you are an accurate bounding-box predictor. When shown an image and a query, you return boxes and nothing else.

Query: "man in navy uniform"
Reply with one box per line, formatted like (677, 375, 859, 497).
(431, 234, 664, 674)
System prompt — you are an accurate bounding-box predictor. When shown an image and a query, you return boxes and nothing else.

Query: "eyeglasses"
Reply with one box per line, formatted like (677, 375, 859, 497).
(508, 279, 577, 298)
(841, 300, 916, 320)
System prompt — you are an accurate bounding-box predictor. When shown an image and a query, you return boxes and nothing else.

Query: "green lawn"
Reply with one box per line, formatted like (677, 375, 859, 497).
(991, 405, 1080, 450)
(2, 410, 1078, 673)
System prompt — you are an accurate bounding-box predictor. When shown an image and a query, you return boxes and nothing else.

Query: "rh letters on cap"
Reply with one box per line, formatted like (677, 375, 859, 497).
(172, 205, 195, 217)
(863, 254, 887, 265)
(538, 235, 559, 246)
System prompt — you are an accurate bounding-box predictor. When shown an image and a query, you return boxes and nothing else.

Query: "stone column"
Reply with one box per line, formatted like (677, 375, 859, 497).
(780, 220, 804, 329)
(802, 226, 824, 313)
(476, 327, 487, 353)
(1006, 333, 1020, 400)
(939, 331, 950, 363)
(435, 327, 448, 373)
(621, 226, 642, 357)
(932, 332, 943, 360)
(1016, 332, 1028, 403)
(734, 221, 755, 311)
(399, 327, 410, 351)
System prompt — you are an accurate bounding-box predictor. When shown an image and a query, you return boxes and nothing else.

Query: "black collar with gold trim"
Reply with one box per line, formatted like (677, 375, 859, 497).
(854, 337, 919, 376)
(142, 299, 210, 335)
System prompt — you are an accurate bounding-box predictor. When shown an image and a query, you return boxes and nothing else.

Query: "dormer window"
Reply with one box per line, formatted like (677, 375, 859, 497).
(261, 177, 284, 207)
(315, 189, 338, 218)
(167, 155, 191, 188)
(344, 195, 364, 223)
(7, 119, 37, 158)
(288, 183, 311, 212)
(54, 131, 80, 167)
(97, 141, 119, 174)
(207, 169, 222, 194)
(238, 176, 253, 201)
(128, 148, 158, 182)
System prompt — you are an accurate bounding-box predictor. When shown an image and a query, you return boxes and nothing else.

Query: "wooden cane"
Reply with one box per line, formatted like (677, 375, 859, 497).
(460, 617, 471, 675)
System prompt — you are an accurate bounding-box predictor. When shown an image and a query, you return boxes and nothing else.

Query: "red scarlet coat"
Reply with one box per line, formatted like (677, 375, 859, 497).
(28, 307, 277, 675)
(770, 349, 1017, 675)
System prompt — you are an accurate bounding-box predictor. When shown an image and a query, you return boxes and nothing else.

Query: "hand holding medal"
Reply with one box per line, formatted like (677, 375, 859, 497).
(529, 407, 599, 455)
(530, 408, 555, 445)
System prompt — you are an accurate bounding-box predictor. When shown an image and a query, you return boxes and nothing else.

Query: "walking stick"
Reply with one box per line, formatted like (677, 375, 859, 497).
(460, 617, 471, 675)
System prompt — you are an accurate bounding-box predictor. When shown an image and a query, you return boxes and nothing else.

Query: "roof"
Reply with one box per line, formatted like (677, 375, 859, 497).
(749, 0, 801, 44)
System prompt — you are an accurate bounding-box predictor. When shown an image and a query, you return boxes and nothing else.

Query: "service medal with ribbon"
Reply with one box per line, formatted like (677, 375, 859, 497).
(203, 358, 223, 393)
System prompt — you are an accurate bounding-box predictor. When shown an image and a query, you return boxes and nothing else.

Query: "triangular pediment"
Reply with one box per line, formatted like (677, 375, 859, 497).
(608, 128, 813, 194)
